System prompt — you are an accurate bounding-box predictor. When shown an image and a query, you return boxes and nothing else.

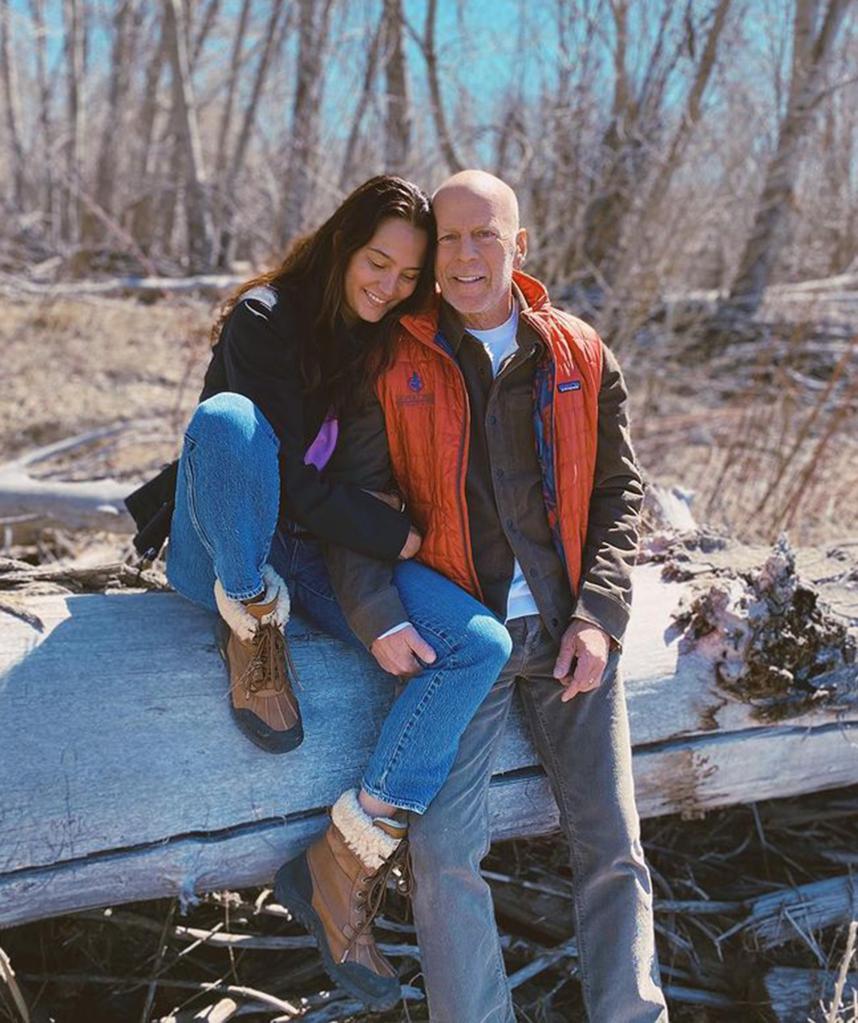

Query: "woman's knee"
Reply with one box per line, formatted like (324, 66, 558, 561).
(188, 392, 278, 453)
(459, 614, 513, 677)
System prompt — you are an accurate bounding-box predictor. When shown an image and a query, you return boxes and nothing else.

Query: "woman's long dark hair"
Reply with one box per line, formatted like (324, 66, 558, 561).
(214, 175, 435, 413)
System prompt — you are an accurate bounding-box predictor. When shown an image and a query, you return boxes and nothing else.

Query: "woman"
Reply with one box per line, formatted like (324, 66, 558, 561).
(127, 176, 511, 1009)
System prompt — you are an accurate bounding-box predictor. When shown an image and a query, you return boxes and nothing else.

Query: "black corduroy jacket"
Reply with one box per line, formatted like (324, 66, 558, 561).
(125, 285, 411, 562)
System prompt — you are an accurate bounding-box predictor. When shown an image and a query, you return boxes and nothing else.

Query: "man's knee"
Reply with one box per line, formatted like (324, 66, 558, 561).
(409, 815, 487, 878)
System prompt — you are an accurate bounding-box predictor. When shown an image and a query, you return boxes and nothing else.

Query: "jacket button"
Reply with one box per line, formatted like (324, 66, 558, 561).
(496, 468, 504, 479)
(506, 518, 513, 528)
(551, 617, 560, 627)
(489, 415, 497, 426)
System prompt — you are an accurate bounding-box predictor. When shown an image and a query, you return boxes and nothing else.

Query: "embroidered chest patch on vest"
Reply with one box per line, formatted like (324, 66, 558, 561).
(558, 379, 582, 392)
(396, 368, 434, 407)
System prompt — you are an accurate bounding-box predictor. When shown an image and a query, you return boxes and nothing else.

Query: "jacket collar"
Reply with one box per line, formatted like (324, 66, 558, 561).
(399, 270, 552, 350)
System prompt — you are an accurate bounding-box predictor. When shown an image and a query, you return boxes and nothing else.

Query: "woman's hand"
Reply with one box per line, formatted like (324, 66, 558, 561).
(398, 526, 422, 560)
(363, 488, 421, 559)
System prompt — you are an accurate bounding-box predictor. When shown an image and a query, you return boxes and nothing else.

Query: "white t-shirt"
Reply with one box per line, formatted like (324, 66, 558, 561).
(468, 303, 539, 623)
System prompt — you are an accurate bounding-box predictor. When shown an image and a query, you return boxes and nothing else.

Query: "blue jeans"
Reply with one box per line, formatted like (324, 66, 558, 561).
(409, 615, 668, 1022)
(166, 392, 512, 813)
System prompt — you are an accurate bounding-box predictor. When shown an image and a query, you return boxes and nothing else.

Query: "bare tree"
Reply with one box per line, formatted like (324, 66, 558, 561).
(164, 0, 214, 270)
(278, 0, 336, 244)
(216, 1, 288, 266)
(191, 0, 222, 66)
(415, 0, 464, 174)
(383, 0, 411, 170)
(0, 0, 25, 207)
(129, 10, 168, 255)
(339, 9, 385, 190)
(91, 0, 143, 236)
(62, 0, 86, 243)
(726, 0, 853, 316)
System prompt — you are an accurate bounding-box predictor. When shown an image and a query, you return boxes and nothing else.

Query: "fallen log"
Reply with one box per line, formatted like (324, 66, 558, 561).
(743, 876, 858, 951)
(763, 966, 858, 1023)
(1, 540, 857, 929)
(0, 427, 136, 533)
(0, 271, 243, 300)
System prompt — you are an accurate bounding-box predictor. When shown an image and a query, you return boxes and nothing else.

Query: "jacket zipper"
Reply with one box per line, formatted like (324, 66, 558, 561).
(421, 339, 483, 601)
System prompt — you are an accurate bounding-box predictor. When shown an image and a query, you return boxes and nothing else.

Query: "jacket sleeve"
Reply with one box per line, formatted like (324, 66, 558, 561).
(571, 342, 645, 647)
(217, 297, 411, 561)
(321, 390, 410, 648)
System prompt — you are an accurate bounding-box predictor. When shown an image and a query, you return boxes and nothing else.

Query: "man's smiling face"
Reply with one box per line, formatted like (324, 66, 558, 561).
(433, 180, 527, 331)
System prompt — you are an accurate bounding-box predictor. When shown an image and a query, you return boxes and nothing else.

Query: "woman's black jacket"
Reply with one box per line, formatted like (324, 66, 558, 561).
(125, 285, 410, 562)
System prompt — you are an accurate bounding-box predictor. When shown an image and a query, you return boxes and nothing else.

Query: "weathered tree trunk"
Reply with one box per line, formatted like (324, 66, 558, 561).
(28, 0, 55, 238)
(420, 0, 463, 174)
(216, 1, 287, 267)
(1, 555, 855, 927)
(129, 10, 168, 255)
(382, 0, 411, 171)
(726, 0, 852, 317)
(278, 0, 335, 245)
(90, 0, 141, 234)
(61, 0, 86, 243)
(640, 0, 733, 221)
(0, 0, 26, 208)
(213, 0, 251, 171)
(163, 0, 214, 271)
(338, 11, 385, 190)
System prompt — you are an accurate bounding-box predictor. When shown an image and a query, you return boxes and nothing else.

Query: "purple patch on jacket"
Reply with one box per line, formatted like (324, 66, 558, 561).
(304, 414, 338, 470)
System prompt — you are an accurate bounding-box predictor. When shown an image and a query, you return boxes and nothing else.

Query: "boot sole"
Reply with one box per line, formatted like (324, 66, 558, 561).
(274, 856, 401, 1012)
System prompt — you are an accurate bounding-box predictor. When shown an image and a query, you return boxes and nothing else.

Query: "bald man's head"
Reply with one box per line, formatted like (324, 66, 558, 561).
(433, 170, 520, 233)
(432, 169, 527, 330)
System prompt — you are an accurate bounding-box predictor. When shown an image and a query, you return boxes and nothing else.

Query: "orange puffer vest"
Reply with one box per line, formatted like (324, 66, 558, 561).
(375, 270, 603, 602)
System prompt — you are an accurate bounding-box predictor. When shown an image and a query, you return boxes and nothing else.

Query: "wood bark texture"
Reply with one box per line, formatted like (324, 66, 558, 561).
(1, 561, 856, 927)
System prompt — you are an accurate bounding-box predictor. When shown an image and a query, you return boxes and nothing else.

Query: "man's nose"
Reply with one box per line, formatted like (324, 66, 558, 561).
(455, 234, 479, 260)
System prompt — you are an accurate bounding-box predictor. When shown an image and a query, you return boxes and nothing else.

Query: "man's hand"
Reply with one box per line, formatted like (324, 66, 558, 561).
(371, 624, 437, 678)
(553, 619, 611, 702)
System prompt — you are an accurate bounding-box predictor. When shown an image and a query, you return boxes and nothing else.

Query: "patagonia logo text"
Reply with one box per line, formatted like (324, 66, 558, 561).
(558, 380, 582, 392)
(408, 371, 423, 392)
(395, 392, 434, 407)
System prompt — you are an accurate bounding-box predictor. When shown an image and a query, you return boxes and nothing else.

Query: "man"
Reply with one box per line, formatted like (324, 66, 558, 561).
(324, 170, 668, 1022)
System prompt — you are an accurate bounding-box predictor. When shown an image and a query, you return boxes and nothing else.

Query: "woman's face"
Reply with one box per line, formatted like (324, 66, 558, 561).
(342, 217, 428, 324)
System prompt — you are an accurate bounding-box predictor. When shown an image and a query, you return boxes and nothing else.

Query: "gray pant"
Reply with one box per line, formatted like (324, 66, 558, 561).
(409, 615, 668, 1023)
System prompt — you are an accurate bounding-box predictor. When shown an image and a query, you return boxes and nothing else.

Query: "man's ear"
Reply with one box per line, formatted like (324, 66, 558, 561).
(513, 228, 528, 269)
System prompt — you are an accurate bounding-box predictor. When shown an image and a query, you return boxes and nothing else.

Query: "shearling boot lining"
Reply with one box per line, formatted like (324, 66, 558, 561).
(214, 564, 291, 643)
(330, 790, 402, 871)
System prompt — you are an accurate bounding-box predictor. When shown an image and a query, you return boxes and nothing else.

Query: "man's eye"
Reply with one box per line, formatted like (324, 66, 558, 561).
(476, 230, 496, 240)
(438, 235, 455, 243)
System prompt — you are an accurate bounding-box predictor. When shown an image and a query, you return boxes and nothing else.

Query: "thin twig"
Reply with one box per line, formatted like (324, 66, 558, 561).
(0, 947, 30, 1023)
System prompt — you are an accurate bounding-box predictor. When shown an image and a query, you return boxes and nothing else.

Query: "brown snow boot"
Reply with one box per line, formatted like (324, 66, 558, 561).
(214, 566, 303, 753)
(274, 789, 408, 1011)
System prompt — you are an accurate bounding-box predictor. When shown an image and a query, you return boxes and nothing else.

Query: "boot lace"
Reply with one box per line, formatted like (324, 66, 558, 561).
(352, 838, 412, 942)
(238, 623, 291, 697)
